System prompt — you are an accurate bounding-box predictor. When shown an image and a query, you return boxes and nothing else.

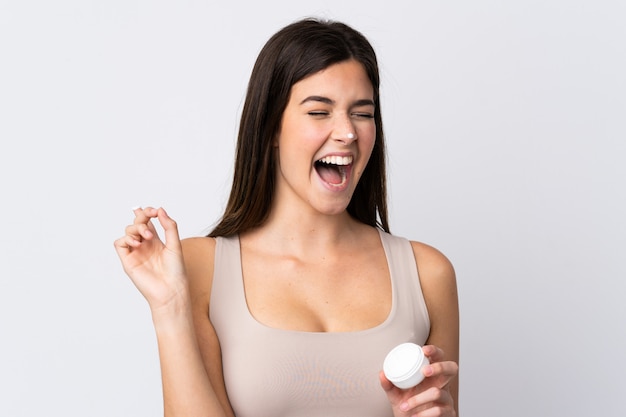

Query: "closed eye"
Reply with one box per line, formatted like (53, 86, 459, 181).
(352, 112, 374, 119)
(308, 111, 329, 117)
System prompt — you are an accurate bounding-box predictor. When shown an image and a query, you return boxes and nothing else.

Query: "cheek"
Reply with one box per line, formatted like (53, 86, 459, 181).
(276, 139, 313, 177)
(360, 129, 377, 157)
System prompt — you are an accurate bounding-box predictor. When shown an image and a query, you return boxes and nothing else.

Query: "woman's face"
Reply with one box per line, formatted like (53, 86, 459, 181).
(274, 59, 376, 217)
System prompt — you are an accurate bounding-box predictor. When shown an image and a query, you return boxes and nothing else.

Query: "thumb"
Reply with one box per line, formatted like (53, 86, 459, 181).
(379, 370, 395, 392)
(156, 207, 182, 252)
(379, 370, 407, 410)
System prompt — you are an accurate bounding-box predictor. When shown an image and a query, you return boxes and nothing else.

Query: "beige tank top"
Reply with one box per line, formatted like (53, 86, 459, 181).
(210, 230, 430, 417)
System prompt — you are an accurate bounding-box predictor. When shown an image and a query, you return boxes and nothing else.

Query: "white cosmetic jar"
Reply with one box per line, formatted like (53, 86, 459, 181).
(383, 342, 430, 389)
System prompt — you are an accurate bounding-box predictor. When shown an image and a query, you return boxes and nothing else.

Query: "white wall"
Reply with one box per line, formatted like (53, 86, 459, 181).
(1, 1, 624, 416)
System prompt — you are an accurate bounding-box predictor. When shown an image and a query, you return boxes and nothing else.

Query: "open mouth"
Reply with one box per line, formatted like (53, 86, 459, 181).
(314, 155, 353, 187)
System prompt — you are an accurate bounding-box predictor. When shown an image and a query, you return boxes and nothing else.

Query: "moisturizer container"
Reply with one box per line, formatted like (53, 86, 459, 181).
(383, 342, 430, 389)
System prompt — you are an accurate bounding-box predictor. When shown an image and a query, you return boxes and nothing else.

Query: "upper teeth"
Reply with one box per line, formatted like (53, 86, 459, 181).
(317, 155, 353, 166)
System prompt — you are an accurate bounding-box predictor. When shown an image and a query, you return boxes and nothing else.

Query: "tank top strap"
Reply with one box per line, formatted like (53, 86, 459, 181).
(210, 235, 252, 330)
(378, 230, 430, 337)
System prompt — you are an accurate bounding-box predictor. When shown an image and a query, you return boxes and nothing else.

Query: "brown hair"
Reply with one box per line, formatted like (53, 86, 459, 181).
(209, 18, 389, 237)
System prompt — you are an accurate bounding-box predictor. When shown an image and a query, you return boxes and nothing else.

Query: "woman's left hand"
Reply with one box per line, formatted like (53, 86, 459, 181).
(380, 345, 458, 417)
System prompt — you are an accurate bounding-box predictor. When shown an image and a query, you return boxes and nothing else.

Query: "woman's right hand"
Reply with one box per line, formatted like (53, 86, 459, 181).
(113, 207, 189, 313)
(380, 345, 458, 417)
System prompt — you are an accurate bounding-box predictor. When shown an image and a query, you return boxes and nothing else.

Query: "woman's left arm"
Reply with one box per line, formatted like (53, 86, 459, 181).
(380, 241, 460, 416)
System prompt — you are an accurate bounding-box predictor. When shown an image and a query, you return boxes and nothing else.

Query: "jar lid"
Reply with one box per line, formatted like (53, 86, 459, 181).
(383, 343, 424, 381)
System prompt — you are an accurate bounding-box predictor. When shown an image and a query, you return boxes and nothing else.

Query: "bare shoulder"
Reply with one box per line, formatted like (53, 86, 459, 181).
(409, 240, 458, 352)
(409, 241, 456, 288)
(181, 237, 217, 303)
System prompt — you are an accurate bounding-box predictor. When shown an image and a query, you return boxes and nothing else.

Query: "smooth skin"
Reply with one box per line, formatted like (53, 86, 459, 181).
(114, 60, 459, 417)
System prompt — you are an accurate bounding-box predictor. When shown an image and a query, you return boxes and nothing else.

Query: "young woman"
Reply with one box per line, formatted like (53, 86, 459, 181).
(114, 19, 459, 417)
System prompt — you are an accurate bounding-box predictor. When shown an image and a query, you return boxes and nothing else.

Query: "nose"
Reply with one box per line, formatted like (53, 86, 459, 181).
(331, 115, 357, 144)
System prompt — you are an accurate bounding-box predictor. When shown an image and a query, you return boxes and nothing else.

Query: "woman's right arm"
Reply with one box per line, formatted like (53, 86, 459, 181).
(114, 207, 234, 417)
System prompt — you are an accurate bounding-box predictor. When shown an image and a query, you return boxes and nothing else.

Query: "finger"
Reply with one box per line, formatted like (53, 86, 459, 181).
(113, 236, 129, 254)
(132, 206, 158, 225)
(131, 206, 161, 240)
(113, 235, 139, 256)
(116, 230, 143, 248)
(422, 345, 445, 362)
(401, 386, 454, 415)
(156, 207, 182, 252)
(422, 361, 459, 388)
(124, 223, 154, 242)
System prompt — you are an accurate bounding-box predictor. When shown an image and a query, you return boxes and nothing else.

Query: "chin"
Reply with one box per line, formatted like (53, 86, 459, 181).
(313, 198, 353, 217)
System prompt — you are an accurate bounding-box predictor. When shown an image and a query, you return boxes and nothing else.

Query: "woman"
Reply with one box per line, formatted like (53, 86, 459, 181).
(115, 19, 459, 416)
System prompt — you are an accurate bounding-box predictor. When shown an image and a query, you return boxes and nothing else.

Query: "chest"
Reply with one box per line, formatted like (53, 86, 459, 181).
(241, 246, 392, 332)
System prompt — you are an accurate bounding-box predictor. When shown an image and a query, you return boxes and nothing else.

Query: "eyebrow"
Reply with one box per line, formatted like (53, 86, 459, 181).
(299, 96, 375, 107)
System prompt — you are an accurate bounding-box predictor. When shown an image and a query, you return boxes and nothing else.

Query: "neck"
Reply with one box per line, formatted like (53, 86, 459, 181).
(242, 203, 368, 258)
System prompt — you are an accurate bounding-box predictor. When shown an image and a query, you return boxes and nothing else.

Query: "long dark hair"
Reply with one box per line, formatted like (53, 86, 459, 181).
(209, 18, 389, 237)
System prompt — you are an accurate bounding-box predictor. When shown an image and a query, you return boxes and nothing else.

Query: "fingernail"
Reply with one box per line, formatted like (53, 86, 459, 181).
(399, 402, 409, 412)
(131, 206, 141, 211)
(423, 365, 433, 377)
